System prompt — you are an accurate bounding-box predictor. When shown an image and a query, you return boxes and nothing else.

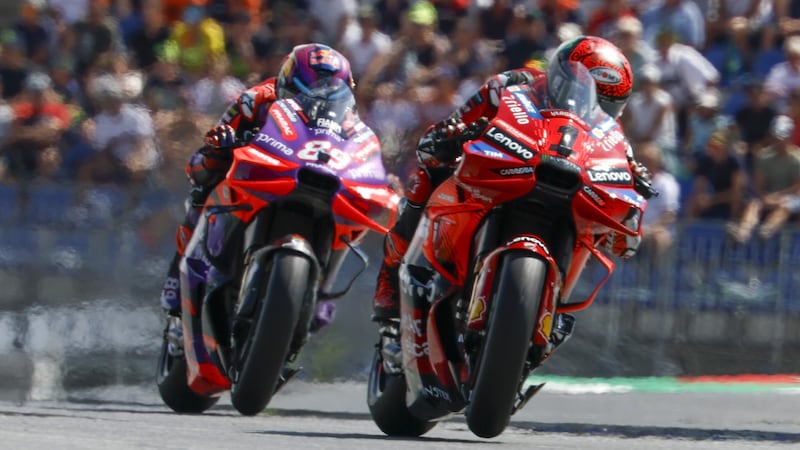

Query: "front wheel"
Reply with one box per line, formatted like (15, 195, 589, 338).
(156, 317, 220, 413)
(466, 253, 547, 438)
(230, 252, 311, 416)
(367, 348, 437, 437)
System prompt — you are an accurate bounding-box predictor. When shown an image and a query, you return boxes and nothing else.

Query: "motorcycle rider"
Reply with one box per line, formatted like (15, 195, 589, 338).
(159, 43, 355, 331)
(373, 35, 654, 325)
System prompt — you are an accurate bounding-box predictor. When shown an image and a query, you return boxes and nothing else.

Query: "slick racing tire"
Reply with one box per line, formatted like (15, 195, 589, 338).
(466, 253, 546, 438)
(367, 348, 437, 437)
(230, 252, 310, 416)
(156, 333, 219, 414)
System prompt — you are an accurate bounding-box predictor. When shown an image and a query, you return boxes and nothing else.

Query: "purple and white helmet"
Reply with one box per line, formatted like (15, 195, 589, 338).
(276, 43, 354, 99)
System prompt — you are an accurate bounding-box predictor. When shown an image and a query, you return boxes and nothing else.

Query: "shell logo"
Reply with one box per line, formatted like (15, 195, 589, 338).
(538, 311, 552, 340)
(467, 296, 487, 326)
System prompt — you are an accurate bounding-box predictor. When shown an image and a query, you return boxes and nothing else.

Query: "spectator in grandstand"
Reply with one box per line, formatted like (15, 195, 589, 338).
(167, 2, 226, 77)
(373, 0, 411, 37)
(585, 0, 638, 39)
(728, 115, 800, 242)
(538, 0, 581, 37)
(187, 55, 244, 116)
(339, 4, 392, 80)
(360, 0, 449, 88)
(621, 64, 679, 172)
(71, 0, 123, 76)
(90, 52, 144, 102)
(129, 0, 171, 71)
(13, 0, 50, 66)
(686, 129, 747, 221)
(732, 77, 777, 172)
(2, 72, 70, 183)
(609, 16, 657, 92)
(307, 0, 359, 45)
(500, 7, 553, 71)
(637, 140, 680, 260)
(478, 0, 514, 41)
(142, 41, 188, 112)
(683, 88, 732, 159)
(0, 30, 31, 100)
(652, 28, 719, 144)
(446, 15, 498, 81)
(639, 0, 706, 49)
(77, 74, 159, 185)
(416, 63, 461, 126)
(764, 35, 800, 113)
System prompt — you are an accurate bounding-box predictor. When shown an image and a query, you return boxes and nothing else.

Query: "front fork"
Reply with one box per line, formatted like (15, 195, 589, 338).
(466, 235, 574, 372)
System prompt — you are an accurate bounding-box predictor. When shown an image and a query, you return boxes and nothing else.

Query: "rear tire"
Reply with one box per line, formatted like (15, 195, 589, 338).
(156, 330, 219, 414)
(367, 349, 437, 437)
(230, 252, 311, 416)
(466, 253, 547, 438)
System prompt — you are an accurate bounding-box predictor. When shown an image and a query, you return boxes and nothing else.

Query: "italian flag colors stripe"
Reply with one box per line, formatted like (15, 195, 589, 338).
(526, 374, 800, 394)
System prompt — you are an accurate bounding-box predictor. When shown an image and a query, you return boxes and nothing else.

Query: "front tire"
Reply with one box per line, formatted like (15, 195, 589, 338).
(230, 252, 311, 416)
(367, 348, 437, 437)
(466, 253, 547, 438)
(156, 322, 220, 413)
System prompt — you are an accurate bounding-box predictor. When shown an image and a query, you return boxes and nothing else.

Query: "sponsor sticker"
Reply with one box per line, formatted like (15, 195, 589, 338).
(587, 166, 632, 185)
(269, 107, 297, 140)
(492, 166, 534, 177)
(485, 126, 535, 161)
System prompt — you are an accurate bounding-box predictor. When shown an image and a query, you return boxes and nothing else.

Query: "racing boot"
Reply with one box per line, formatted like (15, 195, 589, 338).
(372, 231, 408, 321)
(159, 204, 202, 315)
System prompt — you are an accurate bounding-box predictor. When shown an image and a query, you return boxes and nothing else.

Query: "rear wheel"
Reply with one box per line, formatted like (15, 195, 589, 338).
(230, 252, 311, 416)
(466, 253, 547, 438)
(367, 348, 437, 437)
(156, 318, 220, 413)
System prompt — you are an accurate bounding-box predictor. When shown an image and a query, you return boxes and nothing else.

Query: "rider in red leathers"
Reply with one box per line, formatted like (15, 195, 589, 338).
(372, 35, 654, 323)
(159, 43, 354, 331)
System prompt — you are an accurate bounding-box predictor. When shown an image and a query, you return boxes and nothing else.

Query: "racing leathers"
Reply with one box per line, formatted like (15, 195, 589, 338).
(372, 68, 652, 321)
(159, 78, 278, 313)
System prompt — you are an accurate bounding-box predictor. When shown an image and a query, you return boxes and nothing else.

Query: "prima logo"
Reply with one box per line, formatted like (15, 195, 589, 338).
(254, 133, 293, 156)
(486, 127, 534, 161)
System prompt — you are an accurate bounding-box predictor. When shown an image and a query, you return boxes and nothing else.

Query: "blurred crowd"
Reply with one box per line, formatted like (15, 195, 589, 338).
(1, 0, 800, 251)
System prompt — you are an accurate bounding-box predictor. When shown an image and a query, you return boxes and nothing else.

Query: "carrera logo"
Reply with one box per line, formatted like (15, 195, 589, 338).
(582, 185, 605, 205)
(587, 167, 632, 184)
(486, 126, 534, 161)
(494, 166, 534, 176)
(589, 67, 622, 85)
(270, 108, 297, 140)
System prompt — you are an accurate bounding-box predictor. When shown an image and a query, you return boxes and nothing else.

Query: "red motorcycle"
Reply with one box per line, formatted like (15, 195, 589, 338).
(156, 78, 398, 416)
(367, 63, 654, 438)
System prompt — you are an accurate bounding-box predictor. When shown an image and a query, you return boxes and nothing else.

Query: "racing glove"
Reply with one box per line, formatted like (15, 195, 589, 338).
(203, 124, 237, 155)
(416, 117, 469, 168)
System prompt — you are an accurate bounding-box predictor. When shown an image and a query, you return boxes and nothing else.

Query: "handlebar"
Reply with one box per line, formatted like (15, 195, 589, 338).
(634, 174, 659, 199)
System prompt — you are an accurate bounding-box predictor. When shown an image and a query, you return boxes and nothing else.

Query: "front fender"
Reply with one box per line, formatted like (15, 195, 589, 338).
(236, 235, 321, 319)
(466, 235, 562, 348)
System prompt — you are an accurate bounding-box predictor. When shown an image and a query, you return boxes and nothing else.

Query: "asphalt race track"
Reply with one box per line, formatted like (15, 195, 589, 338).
(1, 381, 799, 449)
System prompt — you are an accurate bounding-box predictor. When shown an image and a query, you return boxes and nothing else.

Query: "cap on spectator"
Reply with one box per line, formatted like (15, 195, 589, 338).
(408, 1, 437, 26)
(357, 4, 377, 21)
(697, 90, 721, 110)
(616, 16, 643, 37)
(24, 71, 51, 91)
(639, 64, 661, 83)
(770, 115, 795, 140)
(90, 74, 124, 101)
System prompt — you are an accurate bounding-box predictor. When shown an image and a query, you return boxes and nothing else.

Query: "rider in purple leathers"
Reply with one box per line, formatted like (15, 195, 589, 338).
(159, 43, 355, 332)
